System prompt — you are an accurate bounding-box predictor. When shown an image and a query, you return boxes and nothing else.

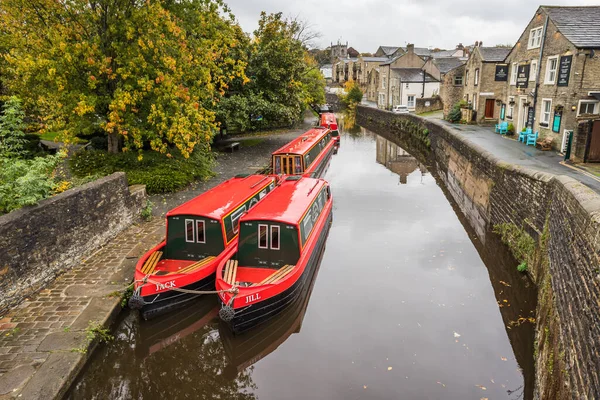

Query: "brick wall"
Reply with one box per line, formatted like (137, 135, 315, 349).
(415, 96, 442, 114)
(356, 105, 600, 399)
(0, 173, 146, 314)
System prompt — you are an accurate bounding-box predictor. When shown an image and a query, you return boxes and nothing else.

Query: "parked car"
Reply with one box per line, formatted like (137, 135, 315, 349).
(392, 105, 410, 114)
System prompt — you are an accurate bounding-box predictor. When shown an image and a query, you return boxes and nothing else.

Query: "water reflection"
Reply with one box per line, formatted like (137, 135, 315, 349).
(376, 135, 428, 184)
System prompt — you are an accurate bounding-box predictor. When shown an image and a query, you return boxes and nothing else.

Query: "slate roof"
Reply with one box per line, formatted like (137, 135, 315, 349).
(361, 57, 388, 62)
(478, 47, 510, 62)
(544, 6, 600, 48)
(431, 50, 457, 58)
(390, 68, 438, 83)
(400, 47, 433, 57)
(378, 46, 401, 56)
(432, 57, 466, 74)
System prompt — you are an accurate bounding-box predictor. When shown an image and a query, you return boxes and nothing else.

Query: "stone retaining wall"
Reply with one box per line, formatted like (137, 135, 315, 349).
(325, 93, 343, 112)
(415, 96, 442, 114)
(357, 105, 600, 400)
(0, 172, 146, 314)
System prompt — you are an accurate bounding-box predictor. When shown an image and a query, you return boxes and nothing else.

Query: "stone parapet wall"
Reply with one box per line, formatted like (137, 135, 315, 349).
(415, 97, 442, 114)
(0, 172, 146, 314)
(356, 105, 600, 399)
(325, 92, 343, 112)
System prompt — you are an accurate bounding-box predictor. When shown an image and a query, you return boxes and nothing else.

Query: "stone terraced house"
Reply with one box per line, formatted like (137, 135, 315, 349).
(429, 57, 467, 117)
(501, 6, 600, 155)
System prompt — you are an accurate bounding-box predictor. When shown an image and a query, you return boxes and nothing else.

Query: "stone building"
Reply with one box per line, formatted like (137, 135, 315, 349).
(429, 58, 467, 117)
(377, 44, 440, 110)
(360, 56, 388, 101)
(463, 45, 511, 122)
(501, 6, 600, 153)
(330, 40, 348, 61)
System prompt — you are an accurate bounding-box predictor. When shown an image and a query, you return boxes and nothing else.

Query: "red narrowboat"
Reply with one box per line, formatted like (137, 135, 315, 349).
(271, 127, 335, 178)
(130, 174, 277, 320)
(215, 176, 333, 334)
(320, 112, 340, 143)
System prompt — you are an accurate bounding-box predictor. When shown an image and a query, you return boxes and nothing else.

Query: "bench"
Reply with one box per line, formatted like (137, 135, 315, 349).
(537, 137, 553, 151)
(169, 256, 216, 275)
(225, 142, 240, 152)
(251, 265, 295, 287)
(141, 251, 163, 275)
(224, 259, 238, 285)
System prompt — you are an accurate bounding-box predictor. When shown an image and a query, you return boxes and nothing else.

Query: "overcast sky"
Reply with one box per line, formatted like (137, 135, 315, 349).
(224, 0, 598, 52)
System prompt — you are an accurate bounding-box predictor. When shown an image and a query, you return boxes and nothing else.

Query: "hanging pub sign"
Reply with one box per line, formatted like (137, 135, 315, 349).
(552, 110, 562, 133)
(557, 55, 572, 87)
(516, 64, 530, 88)
(495, 64, 508, 81)
(500, 104, 506, 120)
(527, 107, 534, 127)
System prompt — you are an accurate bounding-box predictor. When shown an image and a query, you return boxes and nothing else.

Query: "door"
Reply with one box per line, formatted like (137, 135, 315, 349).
(485, 99, 495, 119)
(275, 155, 303, 174)
(517, 97, 528, 132)
(587, 121, 600, 162)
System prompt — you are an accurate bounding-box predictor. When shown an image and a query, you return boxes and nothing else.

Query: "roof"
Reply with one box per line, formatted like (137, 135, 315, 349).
(241, 177, 328, 225)
(390, 68, 439, 82)
(400, 47, 433, 57)
(477, 47, 510, 62)
(544, 6, 600, 48)
(377, 46, 401, 56)
(432, 57, 466, 74)
(272, 127, 330, 156)
(361, 57, 388, 62)
(431, 50, 459, 58)
(167, 175, 276, 220)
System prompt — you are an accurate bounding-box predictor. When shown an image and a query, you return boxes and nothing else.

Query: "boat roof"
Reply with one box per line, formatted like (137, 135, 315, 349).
(272, 127, 330, 156)
(320, 113, 337, 125)
(241, 177, 328, 225)
(167, 175, 276, 220)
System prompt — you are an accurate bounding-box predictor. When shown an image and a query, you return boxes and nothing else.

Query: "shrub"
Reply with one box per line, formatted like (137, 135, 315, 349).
(517, 262, 528, 273)
(0, 97, 27, 158)
(70, 149, 215, 194)
(339, 81, 363, 108)
(447, 100, 466, 123)
(0, 154, 62, 213)
(507, 123, 515, 134)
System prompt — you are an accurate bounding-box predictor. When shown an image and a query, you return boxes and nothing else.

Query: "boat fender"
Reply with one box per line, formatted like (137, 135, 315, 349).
(128, 292, 145, 310)
(219, 305, 235, 322)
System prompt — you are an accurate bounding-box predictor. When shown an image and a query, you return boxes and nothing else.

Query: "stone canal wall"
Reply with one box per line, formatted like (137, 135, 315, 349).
(356, 105, 600, 400)
(0, 172, 146, 314)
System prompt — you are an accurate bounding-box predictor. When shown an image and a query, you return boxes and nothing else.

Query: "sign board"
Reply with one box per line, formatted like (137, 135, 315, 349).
(500, 104, 506, 120)
(557, 55, 572, 87)
(516, 64, 530, 88)
(527, 107, 534, 127)
(480, 92, 495, 96)
(552, 111, 562, 133)
(425, 101, 431, 107)
(495, 64, 508, 81)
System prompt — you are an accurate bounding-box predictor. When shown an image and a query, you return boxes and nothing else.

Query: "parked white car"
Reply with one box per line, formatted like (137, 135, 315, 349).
(392, 105, 410, 114)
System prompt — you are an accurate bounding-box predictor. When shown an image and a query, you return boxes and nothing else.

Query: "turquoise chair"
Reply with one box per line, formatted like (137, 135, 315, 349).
(518, 130, 527, 142)
(526, 131, 538, 146)
(495, 121, 508, 134)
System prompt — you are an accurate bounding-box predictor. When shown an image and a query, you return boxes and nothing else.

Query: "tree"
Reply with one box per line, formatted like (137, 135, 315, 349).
(1, 0, 246, 156)
(0, 96, 27, 158)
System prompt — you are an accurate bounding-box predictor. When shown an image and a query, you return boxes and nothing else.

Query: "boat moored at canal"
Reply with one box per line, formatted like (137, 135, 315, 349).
(216, 176, 333, 334)
(130, 174, 277, 320)
(320, 112, 339, 143)
(271, 127, 335, 178)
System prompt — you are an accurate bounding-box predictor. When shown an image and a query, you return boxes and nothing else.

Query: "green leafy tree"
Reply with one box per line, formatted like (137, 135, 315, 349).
(1, 0, 246, 156)
(0, 96, 27, 158)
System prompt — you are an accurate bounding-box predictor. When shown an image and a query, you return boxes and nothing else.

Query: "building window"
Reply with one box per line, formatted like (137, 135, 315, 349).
(407, 95, 415, 108)
(510, 63, 518, 85)
(258, 224, 268, 249)
(473, 94, 477, 110)
(270, 226, 280, 250)
(454, 75, 463, 85)
(528, 27, 543, 49)
(578, 101, 599, 116)
(530, 60, 538, 81)
(541, 99, 552, 125)
(382, 77, 387, 89)
(196, 220, 205, 243)
(465, 70, 469, 84)
(185, 219, 195, 243)
(544, 56, 559, 84)
(474, 68, 479, 86)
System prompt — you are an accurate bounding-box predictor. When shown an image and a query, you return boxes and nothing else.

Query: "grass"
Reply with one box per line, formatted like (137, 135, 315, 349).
(39, 131, 58, 141)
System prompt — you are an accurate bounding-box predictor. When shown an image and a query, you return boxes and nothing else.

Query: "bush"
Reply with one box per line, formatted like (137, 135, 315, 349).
(339, 81, 363, 108)
(0, 154, 62, 213)
(70, 149, 215, 194)
(0, 97, 27, 158)
(447, 100, 466, 123)
(507, 123, 515, 134)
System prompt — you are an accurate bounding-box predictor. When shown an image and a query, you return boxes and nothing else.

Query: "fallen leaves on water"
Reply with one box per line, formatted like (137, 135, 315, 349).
(363, 385, 367, 389)
(501, 357, 508, 361)
(387, 367, 393, 371)
(475, 385, 487, 390)
(508, 317, 536, 327)
(453, 332, 461, 338)
(436, 381, 446, 387)
(499, 280, 511, 287)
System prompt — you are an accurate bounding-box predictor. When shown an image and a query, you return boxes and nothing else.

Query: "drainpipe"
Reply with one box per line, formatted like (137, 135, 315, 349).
(531, 14, 549, 129)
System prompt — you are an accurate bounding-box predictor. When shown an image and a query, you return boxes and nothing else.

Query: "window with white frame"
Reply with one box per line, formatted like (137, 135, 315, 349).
(378, 93, 385, 106)
(407, 95, 415, 108)
(507, 104, 514, 119)
(196, 220, 206, 243)
(454, 75, 463, 85)
(510, 63, 518, 85)
(541, 99, 552, 125)
(465, 70, 469, 84)
(185, 219, 195, 243)
(382, 77, 387, 89)
(578, 100, 599, 116)
(544, 56, 559, 84)
(530, 60, 538, 81)
(270, 226, 280, 250)
(474, 68, 479, 86)
(528, 27, 543, 49)
(258, 224, 268, 249)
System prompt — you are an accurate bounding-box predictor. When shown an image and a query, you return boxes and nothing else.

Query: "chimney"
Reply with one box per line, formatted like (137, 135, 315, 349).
(479, 41, 483, 47)
(456, 43, 464, 49)
(407, 43, 414, 53)
(475, 41, 479, 47)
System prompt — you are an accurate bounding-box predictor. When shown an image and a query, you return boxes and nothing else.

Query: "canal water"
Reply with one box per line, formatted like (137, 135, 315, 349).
(67, 125, 536, 400)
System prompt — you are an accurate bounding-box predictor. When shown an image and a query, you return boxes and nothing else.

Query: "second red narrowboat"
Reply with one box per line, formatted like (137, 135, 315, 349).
(129, 174, 277, 320)
(215, 176, 333, 334)
(271, 127, 335, 178)
(320, 112, 339, 143)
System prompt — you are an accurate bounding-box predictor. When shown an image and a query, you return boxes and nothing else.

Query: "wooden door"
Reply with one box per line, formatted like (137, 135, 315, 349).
(485, 99, 495, 118)
(587, 121, 600, 162)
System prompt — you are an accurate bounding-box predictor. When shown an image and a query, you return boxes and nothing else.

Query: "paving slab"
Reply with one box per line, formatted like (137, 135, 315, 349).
(0, 365, 35, 396)
(17, 352, 83, 400)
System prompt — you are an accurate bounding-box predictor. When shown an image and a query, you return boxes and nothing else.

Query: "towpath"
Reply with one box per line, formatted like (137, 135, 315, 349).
(0, 117, 313, 399)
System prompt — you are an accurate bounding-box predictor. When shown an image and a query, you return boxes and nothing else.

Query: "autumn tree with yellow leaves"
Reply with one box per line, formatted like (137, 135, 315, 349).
(1, 0, 247, 155)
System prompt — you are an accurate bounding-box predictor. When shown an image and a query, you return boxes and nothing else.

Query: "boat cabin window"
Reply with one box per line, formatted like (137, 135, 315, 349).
(230, 206, 246, 235)
(270, 226, 280, 250)
(273, 155, 303, 175)
(300, 187, 328, 245)
(185, 219, 195, 243)
(274, 157, 281, 174)
(259, 224, 268, 249)
(196, 220, 205, 243)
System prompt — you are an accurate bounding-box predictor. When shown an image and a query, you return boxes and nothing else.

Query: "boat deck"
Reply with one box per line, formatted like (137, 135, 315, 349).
(140, 252, 216, 276)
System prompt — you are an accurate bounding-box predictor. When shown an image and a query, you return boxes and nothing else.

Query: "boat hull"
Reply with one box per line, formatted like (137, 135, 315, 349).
(304, 140, 335, 179)
(221, 209, 332, 334)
